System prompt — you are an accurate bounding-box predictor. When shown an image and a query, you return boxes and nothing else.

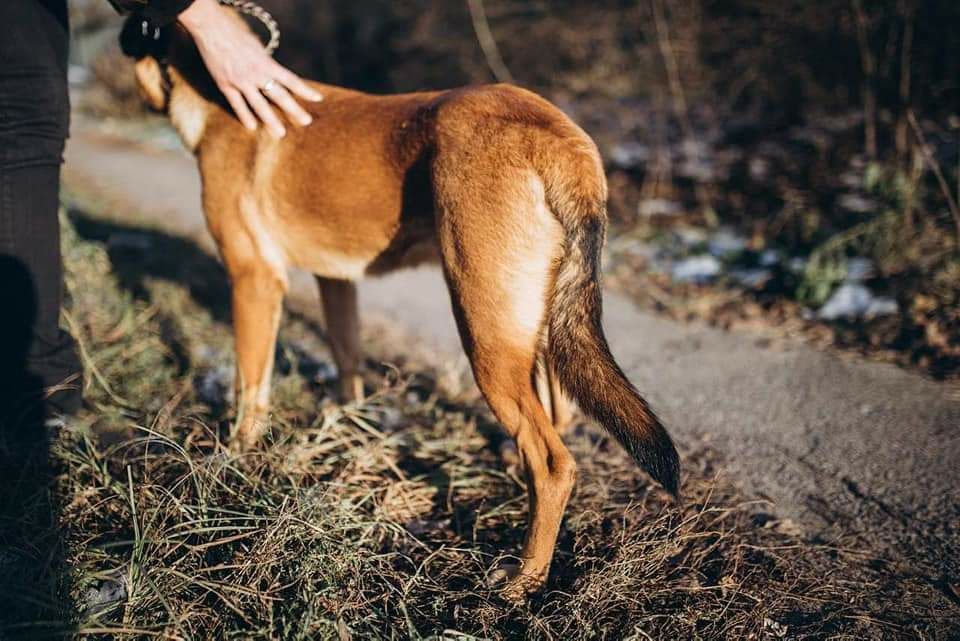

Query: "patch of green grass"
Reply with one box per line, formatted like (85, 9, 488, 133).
(3, 212, 954, 640)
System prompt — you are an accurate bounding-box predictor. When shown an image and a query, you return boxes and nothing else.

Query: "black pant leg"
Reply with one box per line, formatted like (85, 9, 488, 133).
(0, 0, 81, 421)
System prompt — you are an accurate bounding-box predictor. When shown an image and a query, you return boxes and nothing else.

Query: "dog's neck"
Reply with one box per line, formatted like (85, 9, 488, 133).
(166, 67, 211, 152)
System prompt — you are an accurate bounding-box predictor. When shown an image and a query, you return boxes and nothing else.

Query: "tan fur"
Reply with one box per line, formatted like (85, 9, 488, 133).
(128, 22, 678, 598)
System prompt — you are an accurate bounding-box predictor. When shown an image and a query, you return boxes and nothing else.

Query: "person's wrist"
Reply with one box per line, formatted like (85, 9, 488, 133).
(178, 0, 221, 33)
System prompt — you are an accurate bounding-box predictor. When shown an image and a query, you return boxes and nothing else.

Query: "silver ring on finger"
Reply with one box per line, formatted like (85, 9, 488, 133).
(260, 79, 279, 95)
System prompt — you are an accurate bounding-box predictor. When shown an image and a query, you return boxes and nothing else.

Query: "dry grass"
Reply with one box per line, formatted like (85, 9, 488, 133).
(1, 213, 955, 640)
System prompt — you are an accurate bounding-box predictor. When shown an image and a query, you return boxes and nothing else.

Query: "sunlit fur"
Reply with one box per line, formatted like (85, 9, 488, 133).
(127, 19, 679, 598)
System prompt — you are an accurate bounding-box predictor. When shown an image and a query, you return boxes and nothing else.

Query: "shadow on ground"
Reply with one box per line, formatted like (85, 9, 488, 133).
(0, 257, 76, 640)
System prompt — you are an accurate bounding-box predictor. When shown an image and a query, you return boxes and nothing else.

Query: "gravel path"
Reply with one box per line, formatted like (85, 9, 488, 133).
(63, 123, 960, 585)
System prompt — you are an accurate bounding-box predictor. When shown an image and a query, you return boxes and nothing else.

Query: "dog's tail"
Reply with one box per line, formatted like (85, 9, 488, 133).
(539, 137, 680, 497)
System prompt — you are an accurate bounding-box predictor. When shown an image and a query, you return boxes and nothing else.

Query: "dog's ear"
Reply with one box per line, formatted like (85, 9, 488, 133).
(120, 14, 172, 111)
(133, 57, 168, 111)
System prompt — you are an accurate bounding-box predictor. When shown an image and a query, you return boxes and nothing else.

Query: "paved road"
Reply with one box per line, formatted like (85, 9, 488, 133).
(63, 124, 960, 581)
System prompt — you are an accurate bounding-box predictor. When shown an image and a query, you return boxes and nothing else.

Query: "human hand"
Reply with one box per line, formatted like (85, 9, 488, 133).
(178, 0, 322, 138)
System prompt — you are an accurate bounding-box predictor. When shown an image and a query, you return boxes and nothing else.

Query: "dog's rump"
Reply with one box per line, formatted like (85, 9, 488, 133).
(430, 85, 680, 495)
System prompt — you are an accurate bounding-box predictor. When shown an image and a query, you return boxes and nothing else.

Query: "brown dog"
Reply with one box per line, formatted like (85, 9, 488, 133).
(121, 16, 679, 598)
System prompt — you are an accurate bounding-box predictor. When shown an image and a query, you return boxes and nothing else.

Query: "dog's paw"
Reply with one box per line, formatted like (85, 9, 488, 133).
(226, 437, 255, 455)
(227, 428, 262, 454)
(487, 560, 521, 589)
(487, 560, 544, 603)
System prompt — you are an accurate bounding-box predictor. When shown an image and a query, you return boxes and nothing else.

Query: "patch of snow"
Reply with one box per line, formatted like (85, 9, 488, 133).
(610, 237, 656, 259)
(707, 228, 748, 257)
(671, 254, 721, 284)
(748, 156, 770, 181)
(681, 139, 710, 157)
(844, 257, 874, 282)
(818, 283, 898, 320)
(68, 64, 90, 87)
(839, 171, 863, 189)
(677, 157, 717, 182)
(609, 142, 650, 168)
(638, 198, 682, 217)
(730, 267, 772, 288)
(674, 227, 708, 248)
(759, 249, 780, 267)
(788, 257, 808, 273)
(837, 193, 877, 213)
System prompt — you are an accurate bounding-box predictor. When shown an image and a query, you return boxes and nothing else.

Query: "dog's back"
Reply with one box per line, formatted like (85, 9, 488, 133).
(192, 82, 603, 281)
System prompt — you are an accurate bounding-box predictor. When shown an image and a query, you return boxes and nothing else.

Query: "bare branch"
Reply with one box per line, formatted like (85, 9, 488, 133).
(907, 110, 960, 239)
(851, 0, 877, 160)
(467, 0, 514, 84)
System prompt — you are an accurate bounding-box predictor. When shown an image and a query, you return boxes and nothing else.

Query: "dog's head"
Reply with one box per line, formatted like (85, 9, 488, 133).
(119, 15, 181, 111)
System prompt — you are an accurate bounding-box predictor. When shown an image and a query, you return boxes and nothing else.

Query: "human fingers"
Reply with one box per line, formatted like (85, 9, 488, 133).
(261, 79, 312, 127)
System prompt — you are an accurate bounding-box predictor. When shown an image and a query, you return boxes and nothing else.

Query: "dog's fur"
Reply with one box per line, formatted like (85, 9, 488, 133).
(122, 17, 679, 597)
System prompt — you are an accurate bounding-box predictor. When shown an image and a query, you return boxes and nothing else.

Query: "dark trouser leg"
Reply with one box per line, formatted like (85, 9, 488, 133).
(0, 6, 78, 632)
(0, 0, 81, 426)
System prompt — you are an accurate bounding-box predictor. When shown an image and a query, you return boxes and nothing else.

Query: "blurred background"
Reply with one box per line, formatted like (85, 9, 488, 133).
(67, 0, 959, 378)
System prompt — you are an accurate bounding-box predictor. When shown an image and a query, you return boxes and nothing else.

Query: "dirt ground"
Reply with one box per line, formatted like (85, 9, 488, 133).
(39, 120, 959, 639)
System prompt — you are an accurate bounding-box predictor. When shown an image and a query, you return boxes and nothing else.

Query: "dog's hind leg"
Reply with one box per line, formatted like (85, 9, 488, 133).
(437, 171, 573, 599)
(316, 276, 364, 402)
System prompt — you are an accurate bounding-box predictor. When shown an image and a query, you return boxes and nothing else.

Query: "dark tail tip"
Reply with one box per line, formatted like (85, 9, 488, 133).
(626, 425, 681, 500)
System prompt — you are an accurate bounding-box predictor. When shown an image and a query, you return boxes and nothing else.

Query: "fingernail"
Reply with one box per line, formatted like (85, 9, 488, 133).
(299, 115, 312, 126)
(275, 127, 286, 139)
(309, 91, 323, 102)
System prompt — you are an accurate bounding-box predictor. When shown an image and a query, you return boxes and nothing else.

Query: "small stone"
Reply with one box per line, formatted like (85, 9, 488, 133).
(300, 356, 338, 385)
(405, 518, 451, 536)
(84, 577, 127, 614)
(763, 617, 789, 638)
(374, 406, 404, 431)
(194, 366, 234, 407)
